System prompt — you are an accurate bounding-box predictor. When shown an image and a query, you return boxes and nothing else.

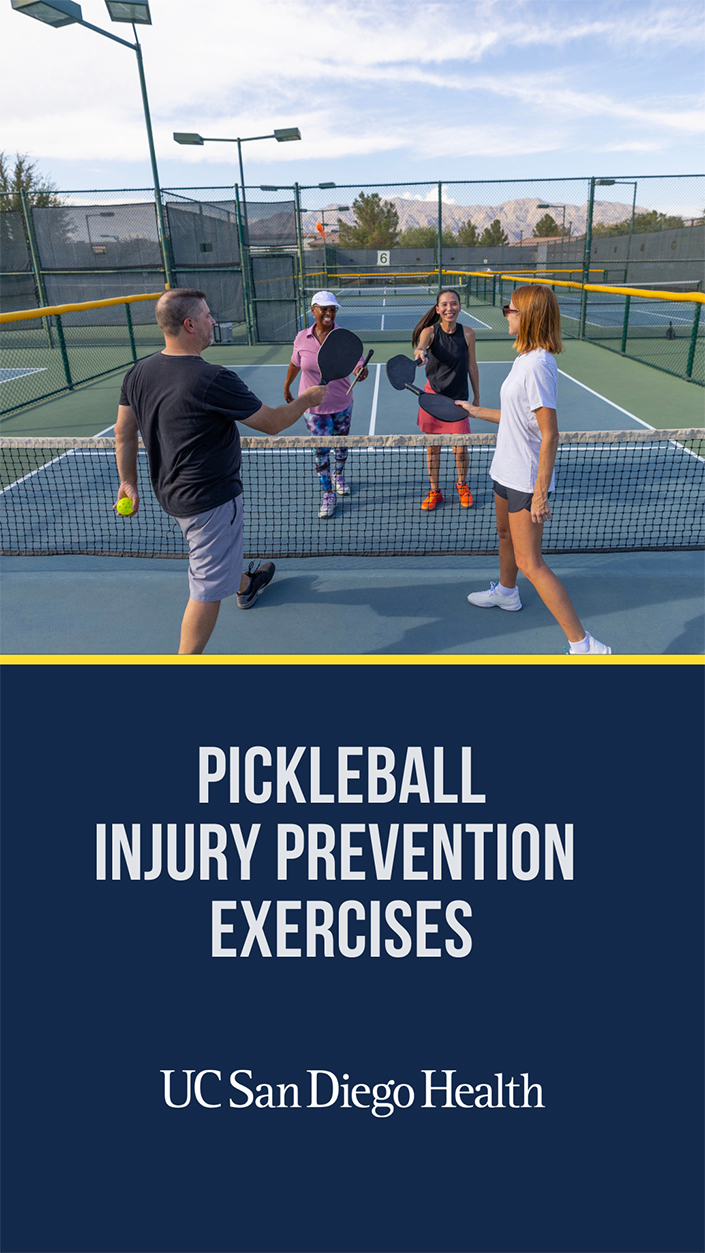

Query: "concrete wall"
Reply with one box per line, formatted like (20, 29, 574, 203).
(591, 224, 704, 287)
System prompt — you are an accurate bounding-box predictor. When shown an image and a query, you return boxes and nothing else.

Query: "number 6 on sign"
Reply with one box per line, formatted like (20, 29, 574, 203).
(377, 250, 390, 266)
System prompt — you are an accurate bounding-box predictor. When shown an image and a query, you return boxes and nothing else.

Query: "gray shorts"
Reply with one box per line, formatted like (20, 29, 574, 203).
(493, 480, 553, 514)
(174, 496, 244, 603)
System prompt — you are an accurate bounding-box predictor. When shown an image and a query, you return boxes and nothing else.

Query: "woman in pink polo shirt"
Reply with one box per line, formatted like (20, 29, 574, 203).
(285, 291, 368, 518)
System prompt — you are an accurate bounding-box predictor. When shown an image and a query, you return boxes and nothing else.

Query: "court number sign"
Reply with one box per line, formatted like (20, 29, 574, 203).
(377, 250, 391, 266)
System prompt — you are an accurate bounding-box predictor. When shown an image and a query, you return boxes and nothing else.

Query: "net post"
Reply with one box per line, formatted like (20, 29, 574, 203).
(19, 188, 53, 349)
(54, 315, 73, 390)
(620, 294, 631, 355)
(125, 301, 137, 363)
(686, 301, 701, 379)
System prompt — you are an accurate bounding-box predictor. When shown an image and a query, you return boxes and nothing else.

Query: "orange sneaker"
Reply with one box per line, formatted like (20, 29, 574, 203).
(456, 482, 473, 508)
(421, 489, 443, 511)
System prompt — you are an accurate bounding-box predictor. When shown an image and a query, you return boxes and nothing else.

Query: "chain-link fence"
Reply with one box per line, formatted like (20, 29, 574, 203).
(1, 175, 702, 416)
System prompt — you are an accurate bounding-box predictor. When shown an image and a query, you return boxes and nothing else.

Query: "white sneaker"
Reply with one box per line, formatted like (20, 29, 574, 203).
(467, 581, 522, 611)
(318, 491, 337, 518)
(333, 472, 350, 496)
(566, 632, 612, 655)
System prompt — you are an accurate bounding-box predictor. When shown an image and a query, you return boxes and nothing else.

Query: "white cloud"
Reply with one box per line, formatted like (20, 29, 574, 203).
(0, 0, 702, 174)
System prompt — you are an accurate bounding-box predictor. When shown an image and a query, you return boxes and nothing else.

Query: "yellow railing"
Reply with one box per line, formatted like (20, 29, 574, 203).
(443, 271, 705, 303)
(0, 291, 164, 325)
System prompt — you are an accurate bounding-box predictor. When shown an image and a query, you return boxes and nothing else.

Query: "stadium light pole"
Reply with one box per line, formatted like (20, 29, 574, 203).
(580, 176, 622, 337)
(174, 129, 301, 345)
(10, 0, 175, 287)
(606, 180, 638, 281)
(173, 129, 302, 239)
(537, 201, 567, 264)
(318, 205, 349, 285)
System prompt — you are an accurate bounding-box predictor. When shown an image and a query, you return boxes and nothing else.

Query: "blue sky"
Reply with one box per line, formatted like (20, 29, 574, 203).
(1, 0, 703, 199)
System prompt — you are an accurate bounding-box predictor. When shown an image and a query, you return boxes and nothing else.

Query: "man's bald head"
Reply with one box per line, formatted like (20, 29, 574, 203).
(155, 289, 208, 337)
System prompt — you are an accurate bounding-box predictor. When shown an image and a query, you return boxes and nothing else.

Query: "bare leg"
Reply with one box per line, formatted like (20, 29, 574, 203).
(426, 445, 441, 491)
(454, 444, 469, 485)
(495, 494, 518, 589)
(178, 599, 221, 654)
(508, 509, 584, 641)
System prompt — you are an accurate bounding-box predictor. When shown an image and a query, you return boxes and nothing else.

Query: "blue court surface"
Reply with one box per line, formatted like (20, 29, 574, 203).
(94, 360, 654, 439)
(1, 359, 703, 656)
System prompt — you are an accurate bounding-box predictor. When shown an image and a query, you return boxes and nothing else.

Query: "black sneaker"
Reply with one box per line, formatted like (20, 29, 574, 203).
(237, 561, 275, 610)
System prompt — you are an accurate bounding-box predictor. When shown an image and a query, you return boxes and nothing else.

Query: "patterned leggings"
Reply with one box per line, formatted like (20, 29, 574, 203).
(304, 407, 352, 491)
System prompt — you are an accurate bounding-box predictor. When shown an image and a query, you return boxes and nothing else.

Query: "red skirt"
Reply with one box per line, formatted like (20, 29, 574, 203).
(417, 379, 470, 434)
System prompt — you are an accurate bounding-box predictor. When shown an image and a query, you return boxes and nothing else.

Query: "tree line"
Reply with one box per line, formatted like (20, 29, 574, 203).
(335, 192, 510, 249)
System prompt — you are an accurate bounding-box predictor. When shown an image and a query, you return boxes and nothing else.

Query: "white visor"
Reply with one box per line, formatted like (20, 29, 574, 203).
(310, 290, 341, 309)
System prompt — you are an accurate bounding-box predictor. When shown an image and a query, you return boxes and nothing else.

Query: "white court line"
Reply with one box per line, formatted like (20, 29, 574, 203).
(0, 367, 47, 384)
(94, 424, 115, 436)
(557, 369, 654, 430)
(368, 363, 382, 435)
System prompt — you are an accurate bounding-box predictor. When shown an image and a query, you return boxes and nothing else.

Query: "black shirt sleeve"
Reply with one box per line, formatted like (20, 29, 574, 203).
(203, 369, 263, 422)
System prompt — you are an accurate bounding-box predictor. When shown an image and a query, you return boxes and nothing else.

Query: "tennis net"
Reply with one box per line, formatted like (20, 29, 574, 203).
(1, 431, 703, 558)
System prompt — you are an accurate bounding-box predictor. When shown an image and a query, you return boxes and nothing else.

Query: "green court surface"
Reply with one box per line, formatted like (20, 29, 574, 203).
(0, 340, 703, 656)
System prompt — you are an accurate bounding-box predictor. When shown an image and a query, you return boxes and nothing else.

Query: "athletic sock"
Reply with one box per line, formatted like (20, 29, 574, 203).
(569, 633, 589, 653)
(497, 583, 517, 596)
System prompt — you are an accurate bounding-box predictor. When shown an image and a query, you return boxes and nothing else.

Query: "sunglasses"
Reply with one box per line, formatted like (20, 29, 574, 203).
(502, 304, 519, 317)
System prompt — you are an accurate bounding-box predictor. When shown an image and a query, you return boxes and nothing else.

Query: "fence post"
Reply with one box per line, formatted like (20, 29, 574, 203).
(620, 295, 631, 355)
(154, 190, 175, 290)
(437, 182, 442, 289)
(579, 177, 596, 339)
(54, 314, 73, 390)
(686, 302, 701, 379)
(234, 185, 255, 346)
(19, 188, 53, 348)
(294, 182, 307, 329)
(125, 301, 137, 363)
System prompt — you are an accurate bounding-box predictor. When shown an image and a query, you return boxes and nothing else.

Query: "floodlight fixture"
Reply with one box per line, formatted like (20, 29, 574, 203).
(174, 133, 204, 145)
(9, 0, 172, 284)
(260, 185, 280, 191)
(595, 179, 616, 186)
(274, 128, 301, 142)
(10, 0, 81, 26)
(318, 182, 336, 189)
(104, 0, 151, 22)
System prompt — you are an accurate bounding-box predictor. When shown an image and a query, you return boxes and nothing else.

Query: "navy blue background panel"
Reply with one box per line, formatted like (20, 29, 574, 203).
(1, 664, 703, 1253)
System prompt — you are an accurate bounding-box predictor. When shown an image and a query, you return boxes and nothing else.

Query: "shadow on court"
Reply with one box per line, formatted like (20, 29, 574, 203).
(1, 552, 702, 655)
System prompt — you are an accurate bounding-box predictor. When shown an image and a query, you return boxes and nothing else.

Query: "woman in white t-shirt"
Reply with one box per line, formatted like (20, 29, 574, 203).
(455, 284, 611, 654)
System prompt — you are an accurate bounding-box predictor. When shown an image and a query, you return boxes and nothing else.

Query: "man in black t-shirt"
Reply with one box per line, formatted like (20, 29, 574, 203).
(115, 289, 327, 654)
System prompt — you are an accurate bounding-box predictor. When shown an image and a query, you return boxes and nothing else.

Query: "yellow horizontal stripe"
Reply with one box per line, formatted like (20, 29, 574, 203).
(0, 291, 164, 325)
(1, 655, 702, 666)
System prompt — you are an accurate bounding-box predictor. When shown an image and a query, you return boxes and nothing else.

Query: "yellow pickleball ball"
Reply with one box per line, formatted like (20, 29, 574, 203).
(116, 497, 134, 516)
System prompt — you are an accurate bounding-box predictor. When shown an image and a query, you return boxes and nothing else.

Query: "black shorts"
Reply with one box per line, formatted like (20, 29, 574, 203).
(493, 480, 553, 514)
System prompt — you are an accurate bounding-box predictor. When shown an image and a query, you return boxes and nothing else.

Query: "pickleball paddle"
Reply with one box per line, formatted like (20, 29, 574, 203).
(317, 328, 364, 384)
(386, 355, 463, 423)
(344, 348, 374, 395)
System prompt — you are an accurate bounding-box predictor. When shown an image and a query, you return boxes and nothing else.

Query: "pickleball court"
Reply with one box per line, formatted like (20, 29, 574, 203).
(1, 343, 703, 655)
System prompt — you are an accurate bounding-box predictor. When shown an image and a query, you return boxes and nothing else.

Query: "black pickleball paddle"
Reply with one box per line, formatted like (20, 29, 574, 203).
(317, 328, 364, 384)
(386, 355, 464, 423)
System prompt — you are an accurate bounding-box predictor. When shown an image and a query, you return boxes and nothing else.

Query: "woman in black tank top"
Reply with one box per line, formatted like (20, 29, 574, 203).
(411, 289, 480, 510)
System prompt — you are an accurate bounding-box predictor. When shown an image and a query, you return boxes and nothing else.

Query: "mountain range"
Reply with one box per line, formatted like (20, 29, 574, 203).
(302, 196, 642, 243)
